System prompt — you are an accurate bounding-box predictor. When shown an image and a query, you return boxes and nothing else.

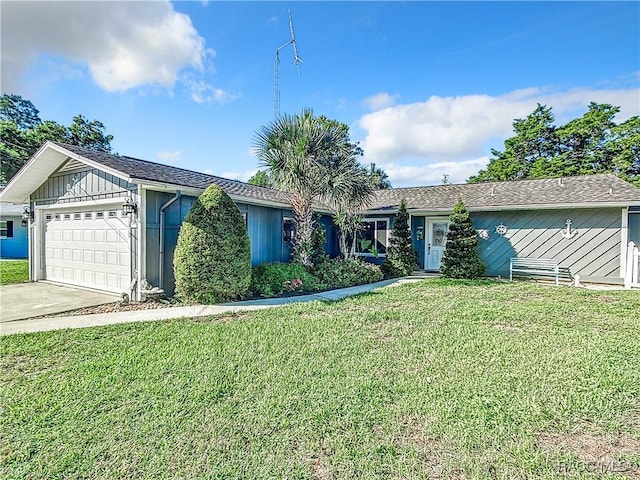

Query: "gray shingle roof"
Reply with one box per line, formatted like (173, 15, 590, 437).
(56, 143, 292, 206)
(56, 143, 640, 213)
(369, 174, 640, 212)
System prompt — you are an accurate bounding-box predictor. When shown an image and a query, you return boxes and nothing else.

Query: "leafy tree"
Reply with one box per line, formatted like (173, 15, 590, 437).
(173, 183, 251, 303)
(247, 169, 273, 187)
(440, 200, 485, 279)
(608, 116, 640, 186)
(367, 162, 392, 189)
(0, 94, 114, 185)
(254, 109, 369, 266)
(67, 115, 113, 153)
(469, 104, 556, 183)
(469, 102, 640, 187)
(381, 199, 419, 277)
(0, 94, 41, 130)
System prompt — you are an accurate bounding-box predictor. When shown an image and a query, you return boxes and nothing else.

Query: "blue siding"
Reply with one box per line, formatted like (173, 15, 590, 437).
(144, 191, 294, 296)
(245, 204, 286, 265)
(144, 192, 197, 293)
(411, 216, 425, 269)
(629, 212, 640, 245)
(0, 216, 28, 258)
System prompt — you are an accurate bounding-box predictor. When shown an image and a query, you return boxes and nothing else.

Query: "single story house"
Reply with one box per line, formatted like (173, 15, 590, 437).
(0, 202, 29, 258)
(0, 141, 638, 299)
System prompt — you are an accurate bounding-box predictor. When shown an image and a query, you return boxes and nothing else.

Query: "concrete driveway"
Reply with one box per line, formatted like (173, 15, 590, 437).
(0, 282, 118, 323)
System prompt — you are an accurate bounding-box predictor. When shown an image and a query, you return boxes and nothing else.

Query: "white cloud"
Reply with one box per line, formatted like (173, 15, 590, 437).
(1, 1, 214, 94)
(359, 85, 640, 185)
(156, 151, 182, 163)
(363, 92, 399, 111)
(381, 158, 490, 187)
(184, 77, 241, 104)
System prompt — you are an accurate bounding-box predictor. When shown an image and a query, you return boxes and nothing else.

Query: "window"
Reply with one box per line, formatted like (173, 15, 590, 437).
(108, 211, 117, 218)
(283, 217, 295, 243)
(84, 212, 93, 219)
(355, 219, 388, 255)
(73, 213, 81, 220)
(0, 220, 13, 238)
(96, 212, 104, 219)
(45, 214, 53, 221)
(63, 213, 71, 220)
(242, 212, 248, 227)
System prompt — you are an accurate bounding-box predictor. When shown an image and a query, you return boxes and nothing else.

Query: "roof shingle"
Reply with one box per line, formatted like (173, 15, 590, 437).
(56, 143, 640, 213)
(57, 143, 292, 206)
(369, 174, 640, 212)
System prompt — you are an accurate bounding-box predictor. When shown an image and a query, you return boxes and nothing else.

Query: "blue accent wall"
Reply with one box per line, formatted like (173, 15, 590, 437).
(0, 216, 28, 258)
(411, 216, 425, 269)
(145, 190, 299, 296)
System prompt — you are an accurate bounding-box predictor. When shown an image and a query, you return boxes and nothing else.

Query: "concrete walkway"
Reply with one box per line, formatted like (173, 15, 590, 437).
(1, 276, 431, 336)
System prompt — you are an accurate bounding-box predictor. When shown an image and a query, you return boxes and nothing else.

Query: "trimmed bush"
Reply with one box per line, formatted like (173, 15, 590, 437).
(313, 257, 383, 290)
(440, 200, 485, 279)
(250, 262, 322, 297)
(173, 184, 251, 303)
(382, 198, 419, 278)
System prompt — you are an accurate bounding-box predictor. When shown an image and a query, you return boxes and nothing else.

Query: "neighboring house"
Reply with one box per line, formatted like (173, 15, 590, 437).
(0, 141, 638, 299)
(0, 202, 29, 259)
(364, 176, 640, 284)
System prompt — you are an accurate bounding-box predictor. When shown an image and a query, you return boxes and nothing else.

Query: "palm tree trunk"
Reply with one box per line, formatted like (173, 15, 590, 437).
(291, 194, 314, 266)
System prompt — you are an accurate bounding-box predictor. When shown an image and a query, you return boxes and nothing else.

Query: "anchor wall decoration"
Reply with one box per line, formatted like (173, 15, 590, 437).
(561, 218, 577, 239)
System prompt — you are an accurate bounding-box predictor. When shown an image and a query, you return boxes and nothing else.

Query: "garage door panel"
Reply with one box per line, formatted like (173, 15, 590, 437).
(43, 205, 130, 293)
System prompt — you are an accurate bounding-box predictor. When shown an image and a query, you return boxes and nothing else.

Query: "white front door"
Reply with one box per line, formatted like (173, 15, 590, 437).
(42, 204, 131, 293)
(426, 219, 449, 271)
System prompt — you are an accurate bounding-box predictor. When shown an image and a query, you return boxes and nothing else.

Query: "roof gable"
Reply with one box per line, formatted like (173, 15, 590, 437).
(0, 142, 292, 206)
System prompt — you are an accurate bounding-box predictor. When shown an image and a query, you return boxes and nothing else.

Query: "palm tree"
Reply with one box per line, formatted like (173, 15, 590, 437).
(367, 162, 392, 189)
(326, 160, 374, 258)
(254, 110, 354, 266)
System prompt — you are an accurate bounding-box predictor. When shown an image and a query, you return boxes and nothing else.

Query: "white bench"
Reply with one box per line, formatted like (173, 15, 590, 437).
(509, 257, 560, 286)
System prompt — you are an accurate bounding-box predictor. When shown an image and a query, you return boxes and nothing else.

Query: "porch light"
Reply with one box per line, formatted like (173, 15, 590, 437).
(122, 196, 137, 216)
(21, 206, 31, 227)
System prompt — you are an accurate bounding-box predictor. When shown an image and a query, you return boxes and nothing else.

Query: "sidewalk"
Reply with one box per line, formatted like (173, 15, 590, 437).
(1, 276, 428, 336)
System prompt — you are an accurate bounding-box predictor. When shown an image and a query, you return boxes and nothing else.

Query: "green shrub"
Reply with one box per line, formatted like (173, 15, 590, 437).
(250, 262, 323, 297)
(312, 257, 383, 290)
(382, 198, 419, 278)
(440, 200, 485, 279)
(173, 184, 251, 303)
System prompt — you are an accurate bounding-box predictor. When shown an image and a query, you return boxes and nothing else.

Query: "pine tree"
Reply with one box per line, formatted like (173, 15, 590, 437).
(440, 200, 485, 279)
(382, 199, 419, 277)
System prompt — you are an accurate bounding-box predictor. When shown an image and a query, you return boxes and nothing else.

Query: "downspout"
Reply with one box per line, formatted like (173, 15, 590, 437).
(159, 190, 181, 289)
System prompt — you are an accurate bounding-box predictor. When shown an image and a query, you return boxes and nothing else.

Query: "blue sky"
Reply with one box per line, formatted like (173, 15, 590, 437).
(2, 1, 639, 186)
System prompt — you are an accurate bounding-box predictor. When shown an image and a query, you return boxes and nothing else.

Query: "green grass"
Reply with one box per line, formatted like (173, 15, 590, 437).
(0, 259, 29, 285)
(2, 279, 639, 479)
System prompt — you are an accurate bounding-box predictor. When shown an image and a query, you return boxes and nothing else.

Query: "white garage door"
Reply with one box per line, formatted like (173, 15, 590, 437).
(43, 205, 131, 293)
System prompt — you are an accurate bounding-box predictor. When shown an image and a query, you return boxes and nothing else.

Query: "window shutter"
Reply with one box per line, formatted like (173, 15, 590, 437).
(7, 220, 13, 238)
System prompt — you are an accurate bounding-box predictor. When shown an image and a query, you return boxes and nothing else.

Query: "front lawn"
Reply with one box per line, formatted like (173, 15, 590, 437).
(0, 259, 28, 285)
(2, 280, 639, 479)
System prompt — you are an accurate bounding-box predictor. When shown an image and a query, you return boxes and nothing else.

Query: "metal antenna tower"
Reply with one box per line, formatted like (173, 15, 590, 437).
(274, 9, 302, 118)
